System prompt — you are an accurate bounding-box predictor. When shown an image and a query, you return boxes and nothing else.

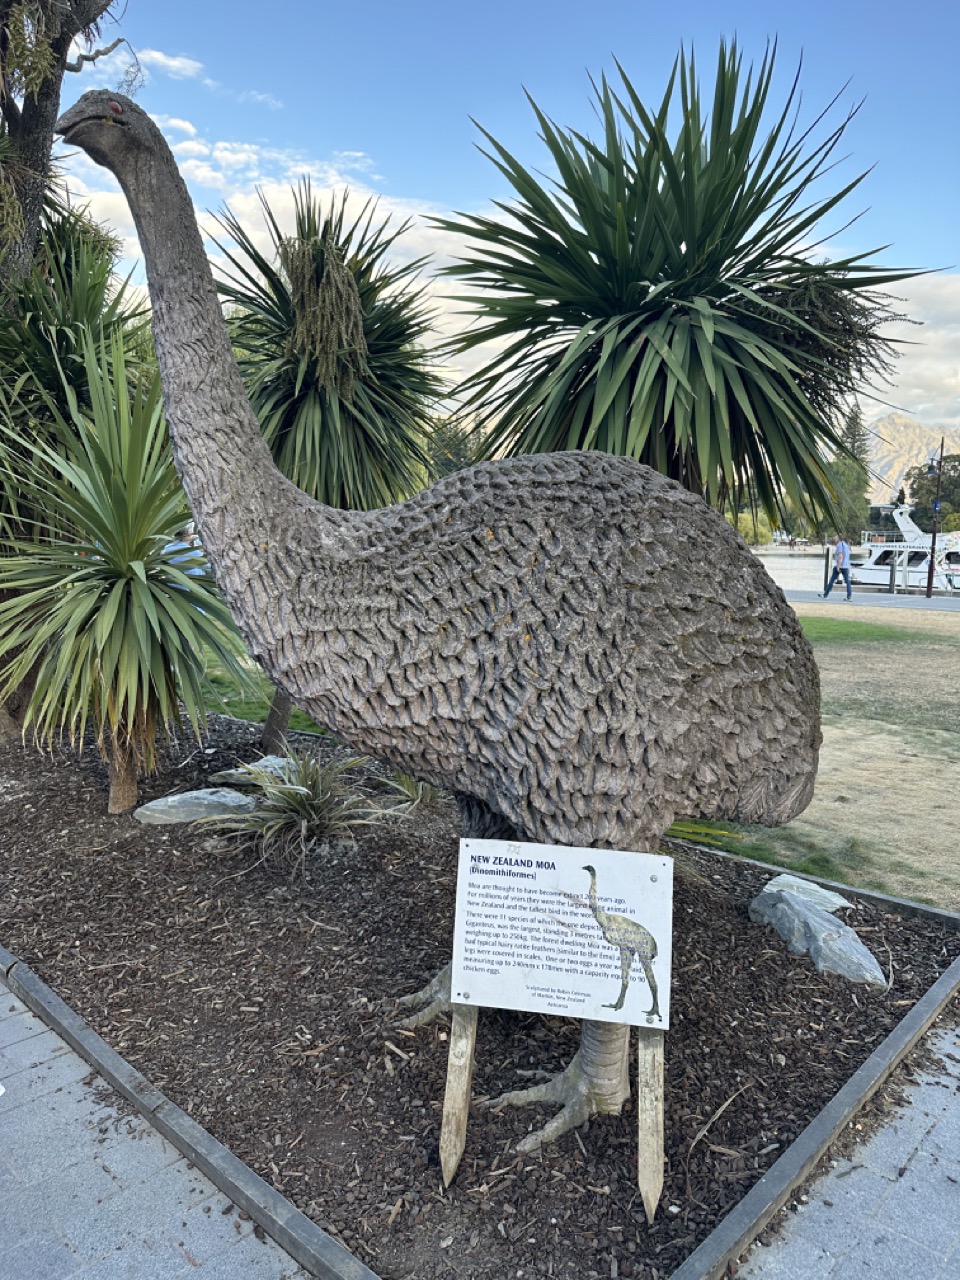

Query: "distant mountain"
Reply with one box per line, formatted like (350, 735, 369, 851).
(865, 413, 960, 504)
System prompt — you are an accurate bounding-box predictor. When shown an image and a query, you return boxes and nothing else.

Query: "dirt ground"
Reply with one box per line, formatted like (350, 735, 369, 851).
(742, 603, 960, 909)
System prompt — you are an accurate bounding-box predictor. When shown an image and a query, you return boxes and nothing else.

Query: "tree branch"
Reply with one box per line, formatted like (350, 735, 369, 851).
(64, 33, 123, 72)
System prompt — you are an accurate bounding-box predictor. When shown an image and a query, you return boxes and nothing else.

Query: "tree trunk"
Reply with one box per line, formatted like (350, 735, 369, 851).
(0, 632, 37, 744)
(107, 750, 138, 814)
(0, 705, 20, 742)
(0, 3, 114, 294)
(260, 683, 293, 754)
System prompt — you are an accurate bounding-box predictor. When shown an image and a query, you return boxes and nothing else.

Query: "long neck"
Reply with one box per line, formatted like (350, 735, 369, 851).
(587, 874, 600, 920)
(115, 139, 341, 649)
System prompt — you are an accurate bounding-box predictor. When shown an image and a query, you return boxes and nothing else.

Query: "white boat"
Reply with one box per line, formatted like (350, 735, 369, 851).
(852, 505, 960, 592)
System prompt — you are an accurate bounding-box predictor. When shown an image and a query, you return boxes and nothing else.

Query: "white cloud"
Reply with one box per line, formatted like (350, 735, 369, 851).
(239, 90, 284, 111)
(153, 115, 197, 137)
(870, 274, 960, 427)
(333, 150, 374, 173)
(138, 49, 204, 80)
(180, 158, 232, 191)
(212, 142, 271, 171)
(172, 139, 212, 159)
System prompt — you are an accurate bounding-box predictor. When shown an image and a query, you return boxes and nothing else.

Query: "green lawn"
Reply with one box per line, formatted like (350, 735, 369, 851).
(202, 649, 326, 734)
(797, 616, 960, 647)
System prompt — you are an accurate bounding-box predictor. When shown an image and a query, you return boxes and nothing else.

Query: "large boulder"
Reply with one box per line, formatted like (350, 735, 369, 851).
(749, 875, 886, 987)
(134, 788, 255, 825)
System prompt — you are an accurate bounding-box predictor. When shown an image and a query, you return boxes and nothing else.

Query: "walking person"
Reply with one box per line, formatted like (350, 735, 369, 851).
(819, 535, 853, 601)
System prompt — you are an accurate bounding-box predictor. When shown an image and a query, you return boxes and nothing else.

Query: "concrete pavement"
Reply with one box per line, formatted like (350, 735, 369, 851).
(739, 1020, 960, 1280)
(0, 983, 309, 1280)
(786, 588, 960, 612)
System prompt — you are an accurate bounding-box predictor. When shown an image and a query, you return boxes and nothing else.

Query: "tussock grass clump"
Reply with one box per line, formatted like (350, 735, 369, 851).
(206, 751, 390, 877)
(384, 771, 444, 811)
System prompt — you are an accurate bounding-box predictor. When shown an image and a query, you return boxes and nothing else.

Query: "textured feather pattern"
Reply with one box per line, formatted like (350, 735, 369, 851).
(258, 452, 820, 847)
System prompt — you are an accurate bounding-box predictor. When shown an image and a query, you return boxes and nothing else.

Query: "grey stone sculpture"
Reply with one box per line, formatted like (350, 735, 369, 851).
(56, 91, 821, 1151)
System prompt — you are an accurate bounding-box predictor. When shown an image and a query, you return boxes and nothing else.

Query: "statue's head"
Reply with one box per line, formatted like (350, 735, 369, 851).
(55, 92, 150, 171)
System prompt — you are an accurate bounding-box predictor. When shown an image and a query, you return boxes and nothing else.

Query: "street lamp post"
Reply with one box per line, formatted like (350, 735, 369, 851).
(925, 436, 945, 599)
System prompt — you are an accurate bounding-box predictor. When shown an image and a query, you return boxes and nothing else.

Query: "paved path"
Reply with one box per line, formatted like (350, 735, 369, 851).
(0, 982, 308, 1280)
(786, 588, 960, 612)
(740, 1021, 960, 1280)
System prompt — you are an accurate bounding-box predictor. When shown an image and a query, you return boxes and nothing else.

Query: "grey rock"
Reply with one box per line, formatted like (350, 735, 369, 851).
(134, 788, 256, 825)
(754, 873, 852, 914)
(208, 755, 290, 786)
(749, 886, 887, 986)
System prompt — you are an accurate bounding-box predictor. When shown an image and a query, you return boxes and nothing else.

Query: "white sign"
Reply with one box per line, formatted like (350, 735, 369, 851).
(451, 839, 673, 1029)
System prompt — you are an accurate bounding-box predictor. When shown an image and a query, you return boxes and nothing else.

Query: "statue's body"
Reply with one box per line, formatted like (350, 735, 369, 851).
(220, 449, 818, 848)
(56, 92, 820, 1148)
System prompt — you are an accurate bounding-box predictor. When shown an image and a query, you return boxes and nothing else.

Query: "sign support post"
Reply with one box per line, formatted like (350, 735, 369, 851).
(636, 1026, 665, 1222)
(439, 1002, 478, 1186)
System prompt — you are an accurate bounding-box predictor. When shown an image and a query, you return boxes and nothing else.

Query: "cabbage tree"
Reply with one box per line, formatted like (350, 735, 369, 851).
(215, 181, 442, 746)
(215, 181, 440, 509)
(437, 42, 920, 523)
(0, 335, 251, 812)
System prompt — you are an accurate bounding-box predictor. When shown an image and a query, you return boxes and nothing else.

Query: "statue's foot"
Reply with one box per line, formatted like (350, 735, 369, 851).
(393, 963, 451, 1030)
(485, 1046, 626, 1154)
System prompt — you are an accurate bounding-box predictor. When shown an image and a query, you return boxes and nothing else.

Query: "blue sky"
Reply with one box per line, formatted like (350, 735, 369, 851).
(58, 0, 960, 426)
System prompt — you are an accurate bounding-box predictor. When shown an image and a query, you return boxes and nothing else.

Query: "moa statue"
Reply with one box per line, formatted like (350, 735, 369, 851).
(56, 92, 820, 1150)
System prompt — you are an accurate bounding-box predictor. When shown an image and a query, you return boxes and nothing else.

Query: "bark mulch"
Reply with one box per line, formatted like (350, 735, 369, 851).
(1, 716, 958, 1280)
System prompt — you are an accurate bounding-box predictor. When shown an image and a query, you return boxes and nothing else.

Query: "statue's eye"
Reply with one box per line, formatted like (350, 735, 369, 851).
(108, 100, 123, 116)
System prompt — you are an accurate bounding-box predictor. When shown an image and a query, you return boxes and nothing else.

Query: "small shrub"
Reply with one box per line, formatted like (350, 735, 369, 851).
(205, 751, 386, 877)
(384, 771, 443, 811)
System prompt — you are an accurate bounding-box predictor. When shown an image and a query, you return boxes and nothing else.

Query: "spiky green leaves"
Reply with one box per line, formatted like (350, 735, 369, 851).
(0, 202, 146, 537)
(438, 42, 920, 521)
(204, 752, 388, 876)
(0, 334, 250, 770)
(216, 181, 441, 510)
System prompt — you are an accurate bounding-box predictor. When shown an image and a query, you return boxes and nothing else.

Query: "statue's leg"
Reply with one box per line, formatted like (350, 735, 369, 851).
(452, 794, 524, 843)
(640, 958, 661, 1021)
(488, 1019, 631, 1153)
(394, 796, 523, 1029)
(603, 948, 633, 1011)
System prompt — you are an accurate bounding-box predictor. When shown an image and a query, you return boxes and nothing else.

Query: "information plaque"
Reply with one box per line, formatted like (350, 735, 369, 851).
(450, 839, 673, 1029)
